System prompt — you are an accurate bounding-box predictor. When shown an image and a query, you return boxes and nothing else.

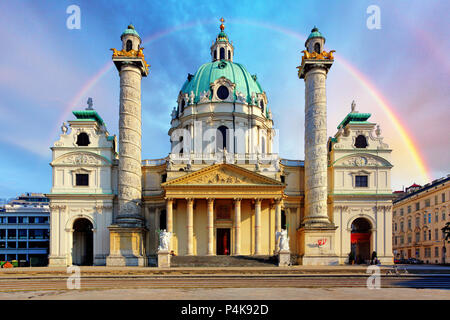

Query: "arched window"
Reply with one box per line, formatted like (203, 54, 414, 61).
(354, 135, 368, 148)
(76, 132, 90, 146)
(180, 99, 185, 113)
(214, 49, 217, 60)
(220, 47, 225, 60)
(314, 42, 321, 54)
(259, 99, 264, 110)
(126, 40, 132, 51)
(216, 125, 228, 151)
(228, 50, 231, 60)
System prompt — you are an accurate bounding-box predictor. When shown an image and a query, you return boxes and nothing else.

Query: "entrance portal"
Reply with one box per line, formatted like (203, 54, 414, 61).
(351, 218, 372, 264)
(216, 228, 230, 255)
(72, 218, 93, 265)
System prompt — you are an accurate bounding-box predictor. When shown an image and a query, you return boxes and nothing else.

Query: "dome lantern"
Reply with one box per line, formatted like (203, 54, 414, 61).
(210, 17, 234, 62)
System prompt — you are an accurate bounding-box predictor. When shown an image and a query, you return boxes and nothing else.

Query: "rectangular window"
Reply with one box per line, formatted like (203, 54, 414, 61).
(29, 217, 35, 224)
(416, 216, 420, 227)
(0, 241, 5, 249)
(435, 229, 439, 240)
(7, 217, 17, 224)
(415, 232, 420, 242)
(435, 247, 439, 257)
(18, 229, 27, 239)
(428, 230, 431, 240)
(423, 230, 427, 241)
(400, 237, 404, 245)
(76, 174, 89, 186)
(394, 237, 398, 245)
(443, 211, 446, 221)
(8, 229, 16, 239)
(408, 206, 411, 213)
(425, 248, 431, 258)
(400, 208, 404, 216)
(416, 249, 420, 257)
(355, 175, 368, 187)
(443, 193, 446, 203)
(407, 235, 412, 244)
(435, 212, 439, 222)
(400, 222, 404, 232)
(425, 199, 430, 207)
(393, 210, 397, 217)
(423, 214, 427, 224)
(416, 202, 420, 211)
(0, 230, 5, 239)
(407, 219, 411, 230)
(435, 195, 438, 205)
(428, 213, 431, 224)
(18, 241, 27, 249)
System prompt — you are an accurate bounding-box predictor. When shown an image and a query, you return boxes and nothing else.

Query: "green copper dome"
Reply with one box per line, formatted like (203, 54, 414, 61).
(121, 24, 140, 40)
(180, 60, 264, 104)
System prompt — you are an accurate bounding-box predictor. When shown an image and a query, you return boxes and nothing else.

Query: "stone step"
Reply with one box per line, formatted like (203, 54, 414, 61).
(170, 255, 278, 267)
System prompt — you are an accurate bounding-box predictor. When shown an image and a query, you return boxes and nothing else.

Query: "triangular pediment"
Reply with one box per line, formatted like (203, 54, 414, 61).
(162, 164, 284, 187)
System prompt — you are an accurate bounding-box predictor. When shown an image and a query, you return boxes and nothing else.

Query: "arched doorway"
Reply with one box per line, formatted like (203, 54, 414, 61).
(72, 218, 93, 266)
(351, 217, 372, 264)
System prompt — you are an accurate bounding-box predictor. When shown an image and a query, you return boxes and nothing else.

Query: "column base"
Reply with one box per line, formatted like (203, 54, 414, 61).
(106, 225, 147, 267)
(48, 256, 68, 267)
(297, 224, 339, 266)
(157, 250, 171, 268)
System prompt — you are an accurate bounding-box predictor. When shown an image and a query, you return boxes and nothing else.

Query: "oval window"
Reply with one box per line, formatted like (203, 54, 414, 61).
(217, 86, 229, 100)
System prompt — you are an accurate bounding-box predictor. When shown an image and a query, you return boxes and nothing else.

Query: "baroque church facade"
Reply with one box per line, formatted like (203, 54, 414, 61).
(47, 21, 394, 266)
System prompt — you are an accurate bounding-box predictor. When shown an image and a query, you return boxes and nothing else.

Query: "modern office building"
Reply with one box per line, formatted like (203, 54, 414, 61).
(0, 193, 50, 265)
(393, 175, 450, 264)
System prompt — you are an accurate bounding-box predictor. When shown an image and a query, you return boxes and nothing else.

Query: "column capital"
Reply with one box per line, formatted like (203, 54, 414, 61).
(234, 198, 242, 203)
(164, 197, 173, 201)
(207, 198, 215, 204)
(254, 198, 262, 204)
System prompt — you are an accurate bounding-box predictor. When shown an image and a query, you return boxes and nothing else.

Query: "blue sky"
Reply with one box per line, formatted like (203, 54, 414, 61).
(0, 0, 448, 199)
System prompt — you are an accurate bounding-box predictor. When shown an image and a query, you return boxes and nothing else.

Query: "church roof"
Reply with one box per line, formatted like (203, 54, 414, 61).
(180, 60, 264, 104)
(337, 112, 372, 129)
(72, 110, 105, 126)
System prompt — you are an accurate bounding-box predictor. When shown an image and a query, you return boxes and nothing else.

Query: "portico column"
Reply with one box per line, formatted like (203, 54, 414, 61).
(186, 198, 194, 255)
(165, 198, 173, 252)
(207, 198, 214, 255)
(254, 199, 262, 255)
(234, 198, 242, 255)
(166, 198, 173, 233)
(275, 199, 282, 233)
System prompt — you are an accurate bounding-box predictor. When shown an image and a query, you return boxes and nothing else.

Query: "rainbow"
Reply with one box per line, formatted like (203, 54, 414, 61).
(54, 19, 432, 183)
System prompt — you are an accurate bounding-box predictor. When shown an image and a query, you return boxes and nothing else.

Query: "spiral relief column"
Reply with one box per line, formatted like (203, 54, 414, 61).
(106, 25, 149, 267)
(297, 27, 338, 265)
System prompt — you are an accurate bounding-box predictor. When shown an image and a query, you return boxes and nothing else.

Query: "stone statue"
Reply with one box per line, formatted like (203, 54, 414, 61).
(158, 229, 172, 251)
(189, 91, 195, 105)
(276, 229, 290, 252)
(375, 124, 381, 137)
(61, 122, 68, 134)
(251, 92, 257, 105)
(171, 107, 177, 120)
(200, 90, 210, 103)
(268, 108, 272, 119)
(236, 91, 246, 103)
(351, 100, 356, 113)
(86, 97, 94, 110)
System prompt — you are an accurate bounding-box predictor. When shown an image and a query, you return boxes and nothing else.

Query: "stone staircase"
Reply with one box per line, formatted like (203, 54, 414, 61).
(170, 255, 278, 267)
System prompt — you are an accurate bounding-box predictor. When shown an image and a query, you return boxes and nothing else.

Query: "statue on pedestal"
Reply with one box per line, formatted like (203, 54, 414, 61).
(158, 229, 172, 251)
(276, 229, 290, 252)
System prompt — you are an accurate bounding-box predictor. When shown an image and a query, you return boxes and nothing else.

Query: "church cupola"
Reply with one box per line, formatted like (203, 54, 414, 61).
(121, 24, 141, 52)
(210, 18, 234, 62)
(305, 26, 325, 54)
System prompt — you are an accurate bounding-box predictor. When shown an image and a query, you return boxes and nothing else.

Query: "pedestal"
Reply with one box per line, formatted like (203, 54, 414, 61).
(106, 225, 147, 266)
(278, 250, 290, 267)
(157, 250, 171, 268)
(297, 225, 339, 265)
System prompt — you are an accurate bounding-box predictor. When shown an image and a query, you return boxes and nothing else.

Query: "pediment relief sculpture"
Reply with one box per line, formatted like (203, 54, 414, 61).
(333, 154, 391, 167)
(53, 152, 110, 166)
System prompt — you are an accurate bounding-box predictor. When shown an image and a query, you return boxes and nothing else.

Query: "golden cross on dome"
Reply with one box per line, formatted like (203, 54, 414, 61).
(220, 17, 225, 31)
